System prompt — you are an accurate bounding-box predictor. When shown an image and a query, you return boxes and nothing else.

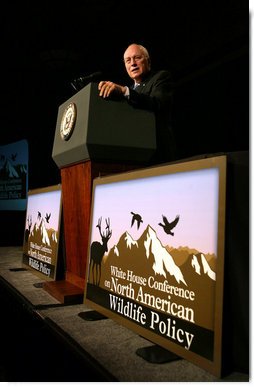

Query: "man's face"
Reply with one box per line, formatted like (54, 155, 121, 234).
(123, 45, 150, 83)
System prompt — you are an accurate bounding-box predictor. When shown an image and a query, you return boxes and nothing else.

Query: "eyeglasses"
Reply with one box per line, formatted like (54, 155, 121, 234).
(123, 55, 145, 65)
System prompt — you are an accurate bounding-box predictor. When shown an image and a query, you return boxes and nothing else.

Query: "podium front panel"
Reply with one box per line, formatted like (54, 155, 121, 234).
(52, 83, 156, 168)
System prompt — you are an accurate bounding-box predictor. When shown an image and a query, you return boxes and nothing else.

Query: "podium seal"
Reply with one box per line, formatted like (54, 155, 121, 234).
(60, 102, 77, 140)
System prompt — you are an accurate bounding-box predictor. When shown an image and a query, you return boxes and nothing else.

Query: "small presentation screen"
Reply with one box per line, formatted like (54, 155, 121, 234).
(0, 139, 28, 211)
(22, 184, 62, 281)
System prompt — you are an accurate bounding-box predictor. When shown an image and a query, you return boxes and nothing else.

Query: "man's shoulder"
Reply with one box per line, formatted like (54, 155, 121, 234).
(154, 69, 172, 78)
(145, 70, 172, 82)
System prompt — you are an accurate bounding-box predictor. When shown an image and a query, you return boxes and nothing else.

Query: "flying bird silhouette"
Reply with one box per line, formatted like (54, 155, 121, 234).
(158, 214, 180, 236)
(45, 213, 51, 223)
(131, 212, 143, 230)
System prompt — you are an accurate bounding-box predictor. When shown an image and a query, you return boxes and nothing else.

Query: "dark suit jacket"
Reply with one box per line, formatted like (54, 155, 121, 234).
(127, 70, 176, 164)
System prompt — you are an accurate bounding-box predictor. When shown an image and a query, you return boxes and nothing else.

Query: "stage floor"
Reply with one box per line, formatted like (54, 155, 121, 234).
(0, 246, 249, 382)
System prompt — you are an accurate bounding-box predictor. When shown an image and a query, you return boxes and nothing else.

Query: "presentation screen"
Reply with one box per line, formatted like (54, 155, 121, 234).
(22, 184, 62, 281)
(0, 139, 28, 211)
(84, 155, 227, 377)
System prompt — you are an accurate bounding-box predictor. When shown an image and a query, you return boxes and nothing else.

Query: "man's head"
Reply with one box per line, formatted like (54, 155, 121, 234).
(123, 43, 151, 83)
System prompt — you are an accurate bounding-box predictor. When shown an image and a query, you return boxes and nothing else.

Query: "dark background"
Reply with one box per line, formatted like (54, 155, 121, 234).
(1, 0, 249, 189)
(1, 1, 249, 246)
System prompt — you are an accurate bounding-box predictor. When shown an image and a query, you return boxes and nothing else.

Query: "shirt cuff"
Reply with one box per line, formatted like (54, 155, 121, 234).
(124, 86, 130, 98)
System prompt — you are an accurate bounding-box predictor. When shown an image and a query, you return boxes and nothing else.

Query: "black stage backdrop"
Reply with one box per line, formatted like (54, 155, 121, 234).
(1, 1, 248, 190)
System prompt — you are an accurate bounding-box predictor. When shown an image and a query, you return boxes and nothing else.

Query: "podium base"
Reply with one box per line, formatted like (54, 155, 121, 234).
(43, 280, 84, 304)
(136, 344, 181, 364)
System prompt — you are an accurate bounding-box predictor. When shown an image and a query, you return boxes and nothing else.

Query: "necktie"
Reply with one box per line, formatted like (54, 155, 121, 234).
(133, 83, 140, 90)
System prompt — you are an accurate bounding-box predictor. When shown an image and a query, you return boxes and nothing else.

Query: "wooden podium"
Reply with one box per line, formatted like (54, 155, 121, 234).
(43, 82, 156, 303)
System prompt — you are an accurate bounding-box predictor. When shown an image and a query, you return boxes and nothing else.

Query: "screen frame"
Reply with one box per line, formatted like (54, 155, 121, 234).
(84, 155, 227, 377)
(22, 184, 62, 281)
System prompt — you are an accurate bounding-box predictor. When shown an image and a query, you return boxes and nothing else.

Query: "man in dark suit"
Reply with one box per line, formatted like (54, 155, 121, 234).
(98, 43, 176, 164)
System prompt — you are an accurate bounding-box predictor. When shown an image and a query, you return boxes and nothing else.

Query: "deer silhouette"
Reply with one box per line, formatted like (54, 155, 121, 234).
(90, 217, 112, 286)
(24, 215, 32, 242)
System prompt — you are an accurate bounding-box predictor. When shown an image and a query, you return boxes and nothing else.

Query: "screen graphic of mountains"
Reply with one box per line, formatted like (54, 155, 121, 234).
(96, 225, 217, 330)
(24, 216, 58, 265)
(0, 158, 27, 178)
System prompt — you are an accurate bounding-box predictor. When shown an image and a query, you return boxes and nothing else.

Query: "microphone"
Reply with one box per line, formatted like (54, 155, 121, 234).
(71, 71, 103, 91)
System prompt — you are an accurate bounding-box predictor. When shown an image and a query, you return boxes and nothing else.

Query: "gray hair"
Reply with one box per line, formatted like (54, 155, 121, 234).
(136, 44, 150, 60)
(126, 43, 150, 58)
